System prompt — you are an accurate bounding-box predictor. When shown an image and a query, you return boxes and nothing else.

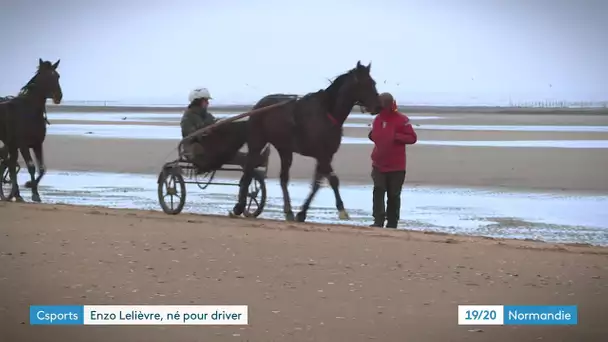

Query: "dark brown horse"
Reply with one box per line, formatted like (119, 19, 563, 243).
(231, 61, 382, 222)
(0, 58, 62, 202)
(0, 96, 15, 163)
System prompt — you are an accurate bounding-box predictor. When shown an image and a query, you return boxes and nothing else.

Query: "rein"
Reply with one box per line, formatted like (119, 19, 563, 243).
(43, 108, 51, 125)
(177, 100, 292, 157)
(326, 113, 339, 126)
(326, 100, 366, 127)
(322, 70, 367, 127)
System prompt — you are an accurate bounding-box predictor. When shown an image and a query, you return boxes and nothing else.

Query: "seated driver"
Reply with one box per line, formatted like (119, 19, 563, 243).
(180, 87, 219, 172)
(180, 87, 252, 172)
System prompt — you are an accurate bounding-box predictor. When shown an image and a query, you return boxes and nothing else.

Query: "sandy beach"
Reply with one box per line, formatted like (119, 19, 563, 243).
(1, 203, 607, 342)
(1, 106, 608, 341)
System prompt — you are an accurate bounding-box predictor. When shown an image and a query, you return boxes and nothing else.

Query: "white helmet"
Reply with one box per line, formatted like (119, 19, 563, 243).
(188, 87, 212, 102)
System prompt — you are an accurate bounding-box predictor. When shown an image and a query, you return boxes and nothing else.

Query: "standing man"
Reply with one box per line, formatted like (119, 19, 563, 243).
(368, 93, 418, 228)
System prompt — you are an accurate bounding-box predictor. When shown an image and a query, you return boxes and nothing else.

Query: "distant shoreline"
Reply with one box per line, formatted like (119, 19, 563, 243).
(46, 104, 608, 115)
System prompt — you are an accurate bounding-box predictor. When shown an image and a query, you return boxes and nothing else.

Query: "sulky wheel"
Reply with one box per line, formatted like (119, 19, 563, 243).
(243, 169, 267, 218)
(0, 162, 16, 201)
(157, 167, 186, 215)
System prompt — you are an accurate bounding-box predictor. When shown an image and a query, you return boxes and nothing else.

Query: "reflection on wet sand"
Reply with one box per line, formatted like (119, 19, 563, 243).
(8, 170, 608, 246)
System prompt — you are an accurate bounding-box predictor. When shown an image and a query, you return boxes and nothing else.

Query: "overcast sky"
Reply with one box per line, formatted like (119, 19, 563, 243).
(1, 0, 606, 105)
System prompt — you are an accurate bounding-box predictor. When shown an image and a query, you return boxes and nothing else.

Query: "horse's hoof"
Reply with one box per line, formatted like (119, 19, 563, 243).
(15, 196, 25, 203)
(228, 211, 241, 218)
(285, 212, 295, 221)
(32, 194, 41, 203)
(232, 203, 244, 217)
(25, 181, 33, 189)
(338, 210, 350, 220)
(295, 212, 307, 222)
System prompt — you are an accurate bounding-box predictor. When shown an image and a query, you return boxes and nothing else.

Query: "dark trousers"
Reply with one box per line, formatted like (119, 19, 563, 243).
(183, 141, 207, 170)
(371, 167, 406, 228)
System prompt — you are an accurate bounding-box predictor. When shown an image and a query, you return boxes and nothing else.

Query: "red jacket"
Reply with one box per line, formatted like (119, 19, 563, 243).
(368, 102, 417, 172)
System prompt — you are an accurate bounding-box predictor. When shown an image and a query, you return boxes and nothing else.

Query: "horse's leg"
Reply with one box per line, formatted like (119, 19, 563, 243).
(296, 160, 349, 222)
(19, 146, 40, 202)
(277, 148, 295, 221)
(295, 163, 323, 223)
(25, 143, 46, 199)
(327, 165, 349, 220)
(8, 146, 23, 202)
(0, 146, 7, 163)
(232, 145, 264, 217)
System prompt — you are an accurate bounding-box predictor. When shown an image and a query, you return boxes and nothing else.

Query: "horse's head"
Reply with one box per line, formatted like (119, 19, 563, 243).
(344, 61, 382, 115)
(25, 58, 63, 104)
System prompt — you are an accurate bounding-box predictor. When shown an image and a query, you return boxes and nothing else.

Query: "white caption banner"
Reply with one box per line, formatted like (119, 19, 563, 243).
(83, 305, 248, 325)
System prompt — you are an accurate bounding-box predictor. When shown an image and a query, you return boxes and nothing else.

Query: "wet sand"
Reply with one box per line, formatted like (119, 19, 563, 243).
(5, 170, 607, 245)
(1, 202, 607, 342)
(36, 110, 608, 194)
(42, 131, 608, 192)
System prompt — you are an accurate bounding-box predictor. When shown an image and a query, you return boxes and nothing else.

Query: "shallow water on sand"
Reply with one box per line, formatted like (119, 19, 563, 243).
(420, 124, 608, 132)
(46, 124, 608, 148)
(47, 112, 445, 123)
(48, 113, 608, 133)
(342, 138, 608, 148)
(7, 170, 608, 246)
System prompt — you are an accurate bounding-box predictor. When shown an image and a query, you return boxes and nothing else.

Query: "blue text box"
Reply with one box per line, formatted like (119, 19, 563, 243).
(30, 305, 84, 325)
(504, 305, 578, 325)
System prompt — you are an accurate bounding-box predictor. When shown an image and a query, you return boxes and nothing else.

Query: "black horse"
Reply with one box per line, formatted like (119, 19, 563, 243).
(0, 58, 62, 202)
(0, 96, 15, 160)
(231, 61, 382, 222)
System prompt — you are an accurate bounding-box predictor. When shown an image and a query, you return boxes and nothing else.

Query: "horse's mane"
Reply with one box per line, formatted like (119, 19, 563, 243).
(313, 67, 356, 110)
(19, 61, 52, 95)
(325, 69, 353, 94)
(19, 75, 38, 95)
(289, 68, 356, 115)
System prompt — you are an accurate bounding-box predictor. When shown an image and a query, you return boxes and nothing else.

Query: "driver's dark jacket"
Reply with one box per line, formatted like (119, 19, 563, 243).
(180, 107, 218, 138)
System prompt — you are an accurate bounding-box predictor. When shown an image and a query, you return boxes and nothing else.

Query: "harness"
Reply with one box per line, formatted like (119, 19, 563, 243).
(0, 95, 51, 125)
(43, 108, 50, 125)
(0, 96, 15, 104)
(326, 99, 367, 126)
(326, 113, 339, 126)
